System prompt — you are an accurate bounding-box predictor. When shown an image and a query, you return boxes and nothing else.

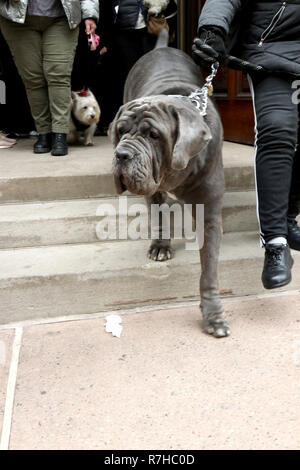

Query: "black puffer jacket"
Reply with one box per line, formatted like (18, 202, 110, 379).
(198, 0, 300, 77)
(112, 0, 146, 29)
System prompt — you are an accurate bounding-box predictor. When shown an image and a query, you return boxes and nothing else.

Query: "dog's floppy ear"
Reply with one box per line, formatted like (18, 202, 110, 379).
(108, 120, 118, 148)
(108, 105, 126, 147)
(171, 104, 212, 171)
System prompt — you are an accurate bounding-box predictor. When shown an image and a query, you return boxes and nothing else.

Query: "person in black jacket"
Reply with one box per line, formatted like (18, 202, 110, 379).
(100, 1, 177, 120)
(193, 0, 300, 291)
(103, 0, 156, 120)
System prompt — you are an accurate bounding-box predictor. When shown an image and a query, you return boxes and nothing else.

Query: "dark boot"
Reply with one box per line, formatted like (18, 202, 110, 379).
(287, 218, 300, 250)
(34, 133, 52, 154)
(262, 243, 294, 290)
(51, 133, 68, 157)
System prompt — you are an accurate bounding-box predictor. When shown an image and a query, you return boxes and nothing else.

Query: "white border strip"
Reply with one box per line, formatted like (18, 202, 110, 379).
(0, 327, 23, 451)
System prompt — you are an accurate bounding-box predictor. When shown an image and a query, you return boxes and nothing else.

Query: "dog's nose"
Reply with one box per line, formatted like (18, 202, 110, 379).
(115, 148, 133, 162)
(90, 114, 95, 119)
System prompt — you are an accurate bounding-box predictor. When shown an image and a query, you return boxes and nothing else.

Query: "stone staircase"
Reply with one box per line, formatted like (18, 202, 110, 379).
(0, 137, 299, 325)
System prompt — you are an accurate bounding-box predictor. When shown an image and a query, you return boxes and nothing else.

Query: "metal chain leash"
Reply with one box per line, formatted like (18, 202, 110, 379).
(188, 61, 219, 116)
(169, 62, 219, 117)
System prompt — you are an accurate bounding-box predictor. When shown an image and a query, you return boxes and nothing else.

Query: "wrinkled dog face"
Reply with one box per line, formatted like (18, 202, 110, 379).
(110, 96, 212, 196)
(110, 98, 176, 196)
(71, 90, 101, 126)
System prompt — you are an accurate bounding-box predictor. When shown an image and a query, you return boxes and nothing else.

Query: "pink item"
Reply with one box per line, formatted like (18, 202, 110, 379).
(88, 34, 100, 51)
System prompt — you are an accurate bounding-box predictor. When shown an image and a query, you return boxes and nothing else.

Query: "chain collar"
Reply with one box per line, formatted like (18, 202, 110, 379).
(169, 62, 219, 117)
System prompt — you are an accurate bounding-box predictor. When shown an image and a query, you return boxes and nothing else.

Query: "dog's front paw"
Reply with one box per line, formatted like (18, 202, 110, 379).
(203, 314, 231, 338)
(147, 242, 173, 262)
(84, 140, 94, 146)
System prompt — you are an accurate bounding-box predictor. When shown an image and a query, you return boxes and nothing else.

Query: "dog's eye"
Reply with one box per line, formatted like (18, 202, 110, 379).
(83, 106, 88, 110)
(117, 123, 127, 136)
(150, 129, 159, 139)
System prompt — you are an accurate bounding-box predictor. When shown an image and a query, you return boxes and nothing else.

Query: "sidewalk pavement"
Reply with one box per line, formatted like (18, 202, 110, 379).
(1, 292, 300, 450)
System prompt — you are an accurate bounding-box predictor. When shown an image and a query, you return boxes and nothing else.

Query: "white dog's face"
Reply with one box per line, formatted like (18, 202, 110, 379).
(71, 90, 101, 125)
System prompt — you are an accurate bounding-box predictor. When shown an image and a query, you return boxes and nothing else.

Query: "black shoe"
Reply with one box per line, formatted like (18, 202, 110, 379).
(262, 243, 294, 290)
(33, 133, 52, 153)
(51, 133, 68, 157)
(287, 218, 300, 251)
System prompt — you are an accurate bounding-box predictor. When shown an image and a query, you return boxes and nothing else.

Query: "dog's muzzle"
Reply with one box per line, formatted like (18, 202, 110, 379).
(113, 146, 135, 194)
(113, 144, 157, 196)
(115, 147, 135, 163)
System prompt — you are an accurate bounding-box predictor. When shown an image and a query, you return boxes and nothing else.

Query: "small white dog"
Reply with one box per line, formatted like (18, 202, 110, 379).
(68, 89, 101, 146)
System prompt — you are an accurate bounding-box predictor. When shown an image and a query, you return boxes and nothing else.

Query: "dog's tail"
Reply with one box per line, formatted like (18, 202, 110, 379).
(155, 29, 169, 49)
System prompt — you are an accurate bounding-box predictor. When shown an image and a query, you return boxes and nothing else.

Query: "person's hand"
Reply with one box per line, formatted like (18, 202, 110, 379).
(192, 26, 226, 71)
(100, 47, 108, 56)
(85, 18, 97, 35)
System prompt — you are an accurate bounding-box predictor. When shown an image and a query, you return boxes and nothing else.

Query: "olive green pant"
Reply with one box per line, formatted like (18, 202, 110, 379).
(0, 15, 79, 134)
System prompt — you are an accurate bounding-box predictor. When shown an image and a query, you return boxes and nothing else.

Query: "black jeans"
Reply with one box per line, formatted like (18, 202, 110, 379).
(248, 72, 300, 244)
(110, 27, 156, 119)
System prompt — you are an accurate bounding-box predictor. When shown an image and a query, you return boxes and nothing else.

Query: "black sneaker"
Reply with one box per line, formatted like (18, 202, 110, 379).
(34, 133, 52, 153)
(287, 218, 300, 251)
(51, 133, 68, 157)
(262, 243, 294, 290)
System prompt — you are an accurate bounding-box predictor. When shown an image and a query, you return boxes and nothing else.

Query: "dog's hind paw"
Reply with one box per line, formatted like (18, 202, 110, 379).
(203, 315, 231, 338)
(147, 244, 173, 262)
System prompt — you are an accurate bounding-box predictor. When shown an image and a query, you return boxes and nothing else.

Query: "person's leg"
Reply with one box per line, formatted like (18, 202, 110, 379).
(0, 16, 52, 135)
(94, 50, 115, 133)
(42, 16, 79, 135)
(288, 111, 300, 219)
(114, 29, 142, 79)
(288, 144, 300, 220)
(248, 72, 298, 288)
(40, 16, 79, 156)
(249, 73, 299, 244)
(286, 113, 300, 249)
(141, 29, 157, 55)
(0, 29, 35, 135)
(71, 22, 90, 91)
(111, 28, 142, 118)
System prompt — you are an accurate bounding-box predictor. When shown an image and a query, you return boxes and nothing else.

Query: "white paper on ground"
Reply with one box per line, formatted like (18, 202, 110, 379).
(105, 315, 123, 338)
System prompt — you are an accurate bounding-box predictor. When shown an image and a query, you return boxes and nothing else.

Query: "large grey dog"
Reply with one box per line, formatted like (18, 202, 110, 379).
(109, 31, 230, 338)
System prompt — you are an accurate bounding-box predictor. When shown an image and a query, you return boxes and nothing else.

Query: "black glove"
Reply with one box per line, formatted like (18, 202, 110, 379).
(192, 26, 227, 71)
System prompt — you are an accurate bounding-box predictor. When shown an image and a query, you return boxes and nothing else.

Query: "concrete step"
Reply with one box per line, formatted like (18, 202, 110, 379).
(0, 192, 258, 249)
(1, 231, 300, 325)
(0, 138, 255, 203)
(223, 190, 258, 233)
